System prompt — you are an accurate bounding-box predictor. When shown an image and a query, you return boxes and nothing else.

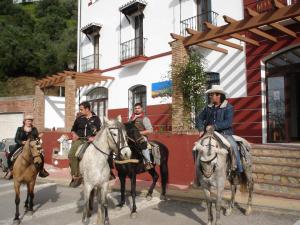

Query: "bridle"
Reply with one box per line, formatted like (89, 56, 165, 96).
(198, 135, 218, 178)
(91, 126, 129, 158)
(22, 139, 42, 165)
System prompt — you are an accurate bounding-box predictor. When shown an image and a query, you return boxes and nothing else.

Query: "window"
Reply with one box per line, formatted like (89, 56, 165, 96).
(129, 85, 147, 115)
(206, 72, 220, 88)
(86, 87, 108, 121)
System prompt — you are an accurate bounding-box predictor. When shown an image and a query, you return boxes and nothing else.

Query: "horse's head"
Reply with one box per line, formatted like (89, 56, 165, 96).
(124, 121, 147, 150)
(194, 133, 228, 178)
(103, 115, 131, 160)
(26, 138, 43, 169)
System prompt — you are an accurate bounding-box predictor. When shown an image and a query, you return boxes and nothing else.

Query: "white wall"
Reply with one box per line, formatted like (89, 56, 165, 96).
(78, 0, 247, 111)
(45, 96, 65, 129)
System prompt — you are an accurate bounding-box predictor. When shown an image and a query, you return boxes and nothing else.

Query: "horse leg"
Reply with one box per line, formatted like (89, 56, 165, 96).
(146, 168, 159, 201)
(160, 161, 168, 200)
(27, 181, 35, 215)
(82, 184, 92, 223)
(130, 173, 137, 219)
(24, 184, 29, 211)
(245, 176, 254, 216)
(116, 174, 126, 208)
(13, 182, 21, 224)
(97, 183, 110, 225)
(215, 184, 224, 225)
(225, 184, 236, 216)
(203, 189, 213, 225)
(89, 188, 95, 212)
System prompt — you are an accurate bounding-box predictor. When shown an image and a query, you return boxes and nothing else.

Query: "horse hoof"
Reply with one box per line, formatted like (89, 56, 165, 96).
(245, 207, 252, 216)
(26, 210, 33, 216)
(104, 219, 110, 225)
(146, 194, 152, 201)
(116, 204, 123, 210)
(130, 212, 137, 219)
(225, 208, 232, 216)
(160, 194, 167, 201)
(13, 219, 20, 225)
(206, 222, 212, 225)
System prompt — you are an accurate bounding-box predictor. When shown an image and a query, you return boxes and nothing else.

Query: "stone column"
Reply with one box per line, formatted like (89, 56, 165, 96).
(34, 85, 45, 131)
(170, 40, 190, 133)
(64, 76, 76, 131)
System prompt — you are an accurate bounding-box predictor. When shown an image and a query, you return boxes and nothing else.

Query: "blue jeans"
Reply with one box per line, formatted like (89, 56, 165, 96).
(223, 135, 243, 173)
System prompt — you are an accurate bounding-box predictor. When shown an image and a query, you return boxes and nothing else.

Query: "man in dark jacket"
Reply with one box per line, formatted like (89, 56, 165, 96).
(68, 101, 101, 188)
(196, 85, 243, 173)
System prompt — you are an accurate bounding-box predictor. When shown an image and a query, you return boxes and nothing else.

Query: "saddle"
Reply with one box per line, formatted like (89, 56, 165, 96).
(211, 132, 252, 172)
(147, 141, 161, 165)
(12, 147, 23, 162)
(75, 142, 90, 161)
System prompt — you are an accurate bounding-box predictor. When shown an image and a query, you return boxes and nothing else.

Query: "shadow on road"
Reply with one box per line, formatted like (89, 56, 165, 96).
(155, 199, 207, 225)
(34, 185, 60, 212)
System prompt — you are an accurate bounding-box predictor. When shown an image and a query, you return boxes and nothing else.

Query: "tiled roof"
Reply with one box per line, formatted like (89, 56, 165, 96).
(119, 0, 147, 11)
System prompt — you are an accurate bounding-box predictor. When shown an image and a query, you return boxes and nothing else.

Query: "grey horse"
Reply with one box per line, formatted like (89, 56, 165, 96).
(80, 116, 131, 225)
(194, 130, 253, 225)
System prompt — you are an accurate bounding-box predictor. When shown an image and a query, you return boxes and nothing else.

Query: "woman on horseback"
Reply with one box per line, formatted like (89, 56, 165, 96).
(5, 115, 49, 179)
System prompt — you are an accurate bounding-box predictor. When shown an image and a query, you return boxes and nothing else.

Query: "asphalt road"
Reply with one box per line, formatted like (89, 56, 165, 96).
(0, 179, 299, 225)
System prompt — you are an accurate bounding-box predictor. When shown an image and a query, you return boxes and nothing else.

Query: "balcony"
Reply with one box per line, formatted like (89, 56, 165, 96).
(246, 0, 299, 14)
(180, 11, 218, 36)
(120, 37, 148, 66)
(81, 54, 100, 72)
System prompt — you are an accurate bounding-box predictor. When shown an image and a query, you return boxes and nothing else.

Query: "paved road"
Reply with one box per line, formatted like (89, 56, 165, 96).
(0, 179, 299, 225)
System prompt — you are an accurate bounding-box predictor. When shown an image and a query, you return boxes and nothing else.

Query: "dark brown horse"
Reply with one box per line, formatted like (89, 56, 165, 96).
(12, 138, 43, 225)
(115, 122, 169, 218)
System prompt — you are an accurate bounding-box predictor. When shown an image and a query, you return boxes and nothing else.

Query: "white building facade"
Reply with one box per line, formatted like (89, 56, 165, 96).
(77, 0, 247, 131)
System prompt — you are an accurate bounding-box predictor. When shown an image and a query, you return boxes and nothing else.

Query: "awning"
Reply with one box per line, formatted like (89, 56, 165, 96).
(81, 23, 102, 36)
(171, 0, 300, 53)
(36, 71, 114, 88)
(119, 0, 147, 16)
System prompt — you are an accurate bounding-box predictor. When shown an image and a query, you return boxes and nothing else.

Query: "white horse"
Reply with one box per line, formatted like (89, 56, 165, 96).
(80, 116, 131, 225)
(194, 130, 253, 225)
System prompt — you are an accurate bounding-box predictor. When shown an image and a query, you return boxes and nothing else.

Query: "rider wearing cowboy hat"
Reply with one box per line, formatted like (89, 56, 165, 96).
(5, 115, 49, 179)
(195, 85, 243, 174)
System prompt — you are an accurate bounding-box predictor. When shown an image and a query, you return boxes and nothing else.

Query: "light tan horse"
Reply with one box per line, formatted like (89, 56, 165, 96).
(12, 138, 43, 225)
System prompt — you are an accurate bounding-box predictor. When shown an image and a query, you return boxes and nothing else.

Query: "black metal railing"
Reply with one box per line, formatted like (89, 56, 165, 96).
(81, 54, 100, 72)
(120, 37, 147, 61)
(180, 11, 218, 36)
(245, 0, 299, 14)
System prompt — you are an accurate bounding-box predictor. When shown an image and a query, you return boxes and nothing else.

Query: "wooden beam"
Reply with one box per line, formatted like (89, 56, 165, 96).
(247, 7, 297, 38)
(273, 0, 285, 9)
(187, 27, 243, 50)
(224, 16, 277, 43)
(171, 33, 185, 40)
(197, 43, 228, 54)
(183, 3, 300, 46)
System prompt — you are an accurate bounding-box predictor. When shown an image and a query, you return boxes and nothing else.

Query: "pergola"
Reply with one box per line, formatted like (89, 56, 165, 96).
(169, 0, 300, 132)
(171, 0, 300, 52)
(34, 71, 114, 131)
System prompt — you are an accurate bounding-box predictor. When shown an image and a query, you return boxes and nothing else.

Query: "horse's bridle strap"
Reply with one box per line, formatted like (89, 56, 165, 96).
(200, 154, 217, 164)
(91, 142, 111, 157)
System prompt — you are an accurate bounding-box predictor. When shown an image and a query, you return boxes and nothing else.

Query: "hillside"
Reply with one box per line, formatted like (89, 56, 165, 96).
(0, 0, 77, 97)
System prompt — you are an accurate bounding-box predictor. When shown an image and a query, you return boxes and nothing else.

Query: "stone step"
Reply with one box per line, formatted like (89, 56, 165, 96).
(254, 182, 300, 199)
(251, 148, 300, 159)
(253, 164, 300, 176)
(252, 156, 300, 166)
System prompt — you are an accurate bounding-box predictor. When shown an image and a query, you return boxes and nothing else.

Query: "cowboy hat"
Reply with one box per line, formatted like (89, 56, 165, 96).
(24, 115, 34, 120)
(205, 85, 227, 96)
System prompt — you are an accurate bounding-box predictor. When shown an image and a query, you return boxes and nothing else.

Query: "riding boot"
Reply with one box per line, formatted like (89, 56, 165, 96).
(39, 155, 49, 178)
(5, 168, 13, 180)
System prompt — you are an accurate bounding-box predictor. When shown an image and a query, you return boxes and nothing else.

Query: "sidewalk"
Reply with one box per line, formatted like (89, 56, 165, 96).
(39, 164, 300, 216)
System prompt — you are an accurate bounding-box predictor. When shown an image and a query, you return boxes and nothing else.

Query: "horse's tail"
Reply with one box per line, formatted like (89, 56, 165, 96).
(239, 172, 248, 193)
(154, 141, 169, 185)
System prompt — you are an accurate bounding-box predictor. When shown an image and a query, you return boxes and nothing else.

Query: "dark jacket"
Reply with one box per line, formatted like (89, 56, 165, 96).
(71, 112, 101, 138)
(196, 100, 234, 135)
(15, 126, 39, 148)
